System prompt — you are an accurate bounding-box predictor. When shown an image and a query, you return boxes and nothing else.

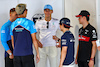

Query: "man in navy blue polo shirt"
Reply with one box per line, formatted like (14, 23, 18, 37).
(10, 4, 40, 67)
(59, 18, 75, 67)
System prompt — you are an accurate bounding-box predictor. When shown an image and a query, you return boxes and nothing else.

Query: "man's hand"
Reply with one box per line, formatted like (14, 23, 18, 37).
(88, 60, 94, 67)
(59, 64, 63, 67)
(36, 54, 40, 63)
(75, 59, 78, 64)
(53, 35, 59, 41)
(9, 54, 14, 59)
(37, 39, 43, 48)
(56, 42, 61, 48)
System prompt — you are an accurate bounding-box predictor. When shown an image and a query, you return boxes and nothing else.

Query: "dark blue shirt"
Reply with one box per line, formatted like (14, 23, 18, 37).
(1, 20, 13, 57)
(10, 18, 37, 56)
(61, 31, 75, 65)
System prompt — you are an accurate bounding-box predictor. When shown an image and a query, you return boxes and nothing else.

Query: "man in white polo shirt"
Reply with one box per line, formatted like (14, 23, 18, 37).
(35, 4, 60, 67)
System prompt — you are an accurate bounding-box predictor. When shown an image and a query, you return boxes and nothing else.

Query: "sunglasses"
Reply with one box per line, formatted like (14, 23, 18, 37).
(47, 22, 49, 29)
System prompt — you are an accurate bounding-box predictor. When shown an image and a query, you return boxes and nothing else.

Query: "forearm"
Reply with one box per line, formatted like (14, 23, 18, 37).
(91, 41, 97, 59)
(33, 40, 39, 55)
(7, 49, 13, 54)
(60, 47, 67, 65)
(11, 36, 14, 49)
(76, 45, 79, 59)
(1, 42, 10, 51)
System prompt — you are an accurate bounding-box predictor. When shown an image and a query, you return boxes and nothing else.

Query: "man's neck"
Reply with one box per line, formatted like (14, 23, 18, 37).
(45, 16, 51, 22)
(63, 28, 69, 33)
(9, 18, 14, 22)
(82, 21, 89, 29)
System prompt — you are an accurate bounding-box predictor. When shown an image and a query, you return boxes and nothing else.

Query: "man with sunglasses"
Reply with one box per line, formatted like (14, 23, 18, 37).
(10, 4, 40, 67)
(1, 8, 17, 67)
(35, 4, 60, 67)
(75, 10, 97, 67)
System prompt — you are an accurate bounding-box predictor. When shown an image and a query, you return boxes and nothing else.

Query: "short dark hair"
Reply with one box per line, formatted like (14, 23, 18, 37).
(10, 8, 15, 13)
(82, 15, 90, 21)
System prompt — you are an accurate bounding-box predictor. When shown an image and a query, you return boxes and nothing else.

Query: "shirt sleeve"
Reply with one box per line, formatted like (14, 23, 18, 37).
(10, 24, 13, 36)
(91, 28, 98, 41)
(30, 21, 37, 34)
(35, 20, 40, 32)
(61, 36, 68, 47)
(1, 26, 10, 51)
(57, 20, 61, 30)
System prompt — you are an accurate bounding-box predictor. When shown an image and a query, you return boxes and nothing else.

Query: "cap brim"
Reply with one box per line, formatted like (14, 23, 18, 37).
(76, 15, 82, 17)
(64, 24, 73, 28)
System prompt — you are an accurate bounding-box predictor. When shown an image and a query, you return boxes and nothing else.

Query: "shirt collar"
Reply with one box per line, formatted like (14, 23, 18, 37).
(82, 23, 90, 30)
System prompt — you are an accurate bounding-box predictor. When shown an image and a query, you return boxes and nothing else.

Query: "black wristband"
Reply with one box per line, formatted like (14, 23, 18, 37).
(58, 39, 60, 42)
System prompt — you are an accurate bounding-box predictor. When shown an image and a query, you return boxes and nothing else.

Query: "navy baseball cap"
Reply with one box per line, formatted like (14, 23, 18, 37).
(44, 4, 53, 10)
(60, 18, 72, 28)
(76, 10, 90, 17)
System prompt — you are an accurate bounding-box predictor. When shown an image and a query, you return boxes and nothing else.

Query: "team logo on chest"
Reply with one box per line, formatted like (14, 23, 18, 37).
(85, 29, 89, 34)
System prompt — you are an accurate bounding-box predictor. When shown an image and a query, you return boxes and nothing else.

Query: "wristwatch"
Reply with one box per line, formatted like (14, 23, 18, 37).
(90, 58, 94, 61)
(9, 53, 12, 56)
(58, 39, 60, 42)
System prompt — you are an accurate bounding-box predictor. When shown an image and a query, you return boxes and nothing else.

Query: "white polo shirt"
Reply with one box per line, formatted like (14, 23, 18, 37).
(35, 18, 60, 47)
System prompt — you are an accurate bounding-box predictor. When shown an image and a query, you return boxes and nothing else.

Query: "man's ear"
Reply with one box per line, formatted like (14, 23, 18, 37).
(83, 16, 86, 20)
(51, 10, 53, 13)
(10, 13, 12, 17)
(62, 23, 64, 27)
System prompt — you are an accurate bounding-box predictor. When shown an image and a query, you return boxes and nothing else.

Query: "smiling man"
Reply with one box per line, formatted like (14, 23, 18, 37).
(35, 4, 60, 67)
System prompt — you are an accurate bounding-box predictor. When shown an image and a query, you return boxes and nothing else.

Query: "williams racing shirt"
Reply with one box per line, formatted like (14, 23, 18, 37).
(10, 18, 37, 56)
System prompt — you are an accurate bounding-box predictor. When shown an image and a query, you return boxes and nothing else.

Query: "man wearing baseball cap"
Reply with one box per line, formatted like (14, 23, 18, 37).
(59, 18, 75, 67)
(75, 10, 97, 67)
(10, 4, 40, 67)
(35, 4, 60, 67)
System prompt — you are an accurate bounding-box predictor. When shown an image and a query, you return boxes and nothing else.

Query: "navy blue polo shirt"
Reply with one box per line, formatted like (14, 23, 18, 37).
(10, 18, 37, 56)
(61, 31, 75, 65)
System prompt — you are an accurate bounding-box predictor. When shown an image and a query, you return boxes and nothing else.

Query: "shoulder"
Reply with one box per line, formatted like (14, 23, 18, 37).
(25, 18, 35, 25)
(36, 19, 44, 22)
(88, 24, 97, 33)
(89, 24, 96, 30)
(1, 21, 10, 30)
(36, 19, 45, 25)
(52, 18, 59, 22)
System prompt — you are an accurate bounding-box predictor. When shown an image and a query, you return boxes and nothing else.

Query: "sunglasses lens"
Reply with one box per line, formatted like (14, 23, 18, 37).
(47, 22, 49, 29)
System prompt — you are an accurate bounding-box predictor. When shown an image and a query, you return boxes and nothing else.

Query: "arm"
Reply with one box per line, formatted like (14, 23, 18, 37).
(53, 35, 61, 47)
(75, 44, 79, 64)
(31, 33, 40, 63)
(1, 28, 10, 51)
(59, 46, 68, 67)
(97, 46, 100, 51)
(11, 36, 14, 49)
(36, 39, 43, 48)
(1, 26, 14, 59)
(88, 41, 97, 67)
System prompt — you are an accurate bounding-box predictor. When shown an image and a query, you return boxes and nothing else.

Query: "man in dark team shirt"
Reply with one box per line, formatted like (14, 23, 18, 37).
(75, 10, 97, 67)
(59, 18, 75, 67)
(10, 4, 40, 67)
